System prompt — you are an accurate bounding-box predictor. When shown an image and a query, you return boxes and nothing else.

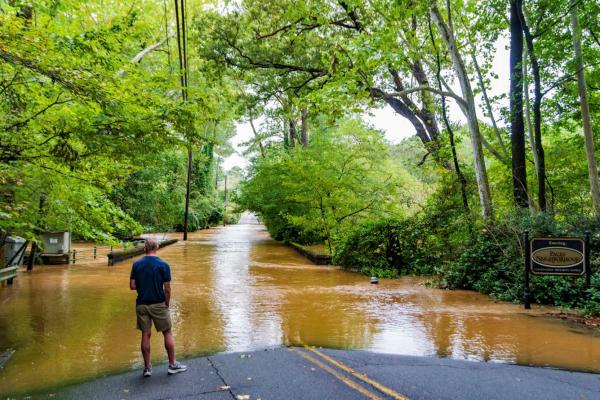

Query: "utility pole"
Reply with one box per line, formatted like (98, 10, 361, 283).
(223, 174, 227, 226)
(183, 147, 192, 240)
(174, 0, 192, 240)
(215, 160, 219, 189)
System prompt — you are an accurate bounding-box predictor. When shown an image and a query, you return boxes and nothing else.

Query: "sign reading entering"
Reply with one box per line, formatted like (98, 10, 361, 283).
(530, 238, 585, 275)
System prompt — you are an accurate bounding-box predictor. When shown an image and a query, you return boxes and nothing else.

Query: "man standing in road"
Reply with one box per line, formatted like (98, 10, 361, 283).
(130, 238, 187, 377)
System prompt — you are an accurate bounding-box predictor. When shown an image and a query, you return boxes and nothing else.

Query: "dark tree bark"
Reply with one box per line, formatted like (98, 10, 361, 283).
(411, 60, 441, 143)
(517, 2, 546, 210)
(283, 120, 290, 149)
(370, 87, 441, 161)
(510, 0, 529, 208)
(300, 108, 308, 147)
(288, 120, 297, 147)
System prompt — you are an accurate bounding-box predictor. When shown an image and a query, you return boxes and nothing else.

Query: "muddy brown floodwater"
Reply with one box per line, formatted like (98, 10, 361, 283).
(0, 214, 598, 395)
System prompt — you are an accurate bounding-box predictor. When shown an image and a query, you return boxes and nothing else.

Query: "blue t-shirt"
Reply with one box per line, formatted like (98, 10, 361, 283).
(130, 256, 171, 305)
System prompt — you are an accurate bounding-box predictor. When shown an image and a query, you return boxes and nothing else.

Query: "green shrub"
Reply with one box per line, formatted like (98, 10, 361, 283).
(333, 219, 434, 275)
(334, 203, 600, 316)
(192, 196, 223, 228)
(175, 210, 200, 232)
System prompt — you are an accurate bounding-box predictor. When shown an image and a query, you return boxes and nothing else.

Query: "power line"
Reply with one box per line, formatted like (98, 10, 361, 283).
(181, 0, 189, 93)
(173, 0, 187, 101)
(174, 0, 192, 241)
(163, 0, 173, 73)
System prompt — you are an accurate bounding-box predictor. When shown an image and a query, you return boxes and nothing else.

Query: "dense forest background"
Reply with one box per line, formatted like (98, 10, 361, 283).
(0, 0, 240, 243)
(1, 0, 600, 314)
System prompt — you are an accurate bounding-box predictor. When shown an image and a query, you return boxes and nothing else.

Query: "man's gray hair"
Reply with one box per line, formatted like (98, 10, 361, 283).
(144, 238, 159, 253)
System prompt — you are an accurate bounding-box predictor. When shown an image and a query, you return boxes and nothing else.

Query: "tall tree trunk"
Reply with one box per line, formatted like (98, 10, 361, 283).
(283, 120, 290, 149)
(517, 3, 546, 211)
(300, 108, 308, 147)
(510, 0, 529, 208)
(571, 7, 600, 222)
(288, 120, 297, 148)
(430, 4, 494, 221)
(428, 16, 469, 215)
(523, 47, 540, 188)
(523, 47, 539, 211)
(406, 16, 441, 146)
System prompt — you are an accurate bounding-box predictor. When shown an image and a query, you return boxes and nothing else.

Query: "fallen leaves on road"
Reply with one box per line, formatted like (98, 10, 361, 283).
(219, 385, 231, 390)
(236, 395, 250, 400)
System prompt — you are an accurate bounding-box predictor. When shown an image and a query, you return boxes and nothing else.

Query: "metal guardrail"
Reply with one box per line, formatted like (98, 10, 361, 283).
(70, 244, 140, 264)
(0, 266, 18, 284)
(71, 247, 105, 264)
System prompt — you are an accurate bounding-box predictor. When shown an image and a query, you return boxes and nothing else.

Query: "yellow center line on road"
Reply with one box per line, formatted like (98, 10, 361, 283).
(290, 347, 384, 400)
(298, 343, 409, 400)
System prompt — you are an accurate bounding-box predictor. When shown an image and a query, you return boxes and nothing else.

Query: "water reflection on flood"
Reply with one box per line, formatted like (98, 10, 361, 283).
(0, 216, 598, 394)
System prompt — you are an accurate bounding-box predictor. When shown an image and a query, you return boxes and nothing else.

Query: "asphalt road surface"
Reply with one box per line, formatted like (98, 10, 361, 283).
(19, 347, 600, 400)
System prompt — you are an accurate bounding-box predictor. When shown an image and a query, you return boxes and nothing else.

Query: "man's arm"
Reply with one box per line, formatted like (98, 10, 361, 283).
(164, 282, 171, 307)
(130, 264, 137, 290)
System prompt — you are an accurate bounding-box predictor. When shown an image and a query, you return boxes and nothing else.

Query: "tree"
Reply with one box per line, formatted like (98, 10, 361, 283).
(570, 4, 600, 222)
(515, 0, 549, 211)
(509, 0, 529, 208)
(239, 119, 414, 251)
(430, 3, 494, 221)
(0, 1, 238, 241)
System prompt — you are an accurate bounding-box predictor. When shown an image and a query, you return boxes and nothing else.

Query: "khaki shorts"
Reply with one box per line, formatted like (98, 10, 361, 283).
(136, 302, 172, 332)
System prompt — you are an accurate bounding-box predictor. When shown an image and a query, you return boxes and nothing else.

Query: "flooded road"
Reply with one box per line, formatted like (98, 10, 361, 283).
(0, 215, 598, 394)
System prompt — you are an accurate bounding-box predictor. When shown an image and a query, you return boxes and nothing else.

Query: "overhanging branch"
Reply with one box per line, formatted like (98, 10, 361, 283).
(384, 85, 468, 109)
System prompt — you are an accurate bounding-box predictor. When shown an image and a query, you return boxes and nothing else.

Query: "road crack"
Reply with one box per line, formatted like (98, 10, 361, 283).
(207, 356, 237, 399)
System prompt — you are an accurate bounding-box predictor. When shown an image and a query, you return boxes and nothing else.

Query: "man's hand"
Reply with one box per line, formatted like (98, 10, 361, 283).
(130, 279, 136, 290)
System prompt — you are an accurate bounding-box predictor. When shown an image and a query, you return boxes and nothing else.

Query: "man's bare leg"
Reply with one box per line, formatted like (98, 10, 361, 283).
(163, 329, 176, 365)
(141, 331, 152, 368)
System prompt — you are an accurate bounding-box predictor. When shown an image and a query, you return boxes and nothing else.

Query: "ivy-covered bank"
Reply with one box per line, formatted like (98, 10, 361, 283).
(333, 201, 600, 317)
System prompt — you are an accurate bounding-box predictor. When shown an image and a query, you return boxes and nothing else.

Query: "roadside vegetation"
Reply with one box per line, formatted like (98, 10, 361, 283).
(211, 0, 600, 315)
(0, 1, 239, 244)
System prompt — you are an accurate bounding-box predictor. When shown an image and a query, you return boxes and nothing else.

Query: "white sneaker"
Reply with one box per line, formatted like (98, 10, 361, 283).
(168, 362, 187, 375)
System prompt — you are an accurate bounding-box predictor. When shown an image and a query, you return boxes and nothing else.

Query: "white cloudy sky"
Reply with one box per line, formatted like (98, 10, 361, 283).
(223, 38, 510, 171)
